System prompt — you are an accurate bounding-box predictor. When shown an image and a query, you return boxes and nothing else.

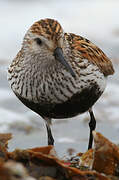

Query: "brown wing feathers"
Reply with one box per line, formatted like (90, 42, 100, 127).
(70, 33, 114, 76)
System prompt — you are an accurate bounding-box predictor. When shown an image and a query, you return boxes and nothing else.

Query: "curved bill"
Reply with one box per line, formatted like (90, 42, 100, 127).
(54, 47, 76, 77)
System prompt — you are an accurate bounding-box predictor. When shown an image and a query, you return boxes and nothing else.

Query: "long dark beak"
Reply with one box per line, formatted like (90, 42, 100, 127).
(54, 47, 76, 77)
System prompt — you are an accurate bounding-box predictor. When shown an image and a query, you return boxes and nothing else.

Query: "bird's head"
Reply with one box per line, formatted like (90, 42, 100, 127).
(22, 18, 75, 77)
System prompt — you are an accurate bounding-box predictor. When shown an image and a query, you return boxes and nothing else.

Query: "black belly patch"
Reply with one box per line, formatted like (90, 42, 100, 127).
(15, 83, 102, 119)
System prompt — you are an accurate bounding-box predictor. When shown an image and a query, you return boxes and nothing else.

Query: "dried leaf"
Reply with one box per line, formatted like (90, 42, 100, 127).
(92, 131, 119, 176)
(0, 133, 12, 159)
(39, 176, 56, 180)
(79, 149, 93, 169)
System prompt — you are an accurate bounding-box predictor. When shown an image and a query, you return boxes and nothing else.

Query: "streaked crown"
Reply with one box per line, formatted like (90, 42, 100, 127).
(30, 18, 63, 42)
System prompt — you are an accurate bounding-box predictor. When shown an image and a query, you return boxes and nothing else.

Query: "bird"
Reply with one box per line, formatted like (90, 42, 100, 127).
(8, 18, 114, 149)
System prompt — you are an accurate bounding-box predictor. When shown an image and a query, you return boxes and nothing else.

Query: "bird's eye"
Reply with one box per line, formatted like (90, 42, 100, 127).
(35, 38, 42, 45)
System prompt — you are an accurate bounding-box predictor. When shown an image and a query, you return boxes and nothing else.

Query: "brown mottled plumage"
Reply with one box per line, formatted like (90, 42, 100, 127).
(8, 18, 114, 149)
(67, 33, 114, 76)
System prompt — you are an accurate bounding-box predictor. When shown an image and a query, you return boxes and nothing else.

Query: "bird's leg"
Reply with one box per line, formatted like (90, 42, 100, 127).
(88, 108, 96, 149)
(44, 117, 54, 146)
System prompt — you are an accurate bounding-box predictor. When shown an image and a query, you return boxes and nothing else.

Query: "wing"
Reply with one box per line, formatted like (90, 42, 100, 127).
(66, 33, 114, 76)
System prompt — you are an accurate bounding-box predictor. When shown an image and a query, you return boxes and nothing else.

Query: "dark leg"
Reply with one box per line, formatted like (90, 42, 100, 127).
(44, 118, 54, 146)
(88, 108, 96, 149)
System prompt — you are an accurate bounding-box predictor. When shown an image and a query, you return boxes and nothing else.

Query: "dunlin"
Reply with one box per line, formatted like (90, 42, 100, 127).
(8, 18, 114, 149)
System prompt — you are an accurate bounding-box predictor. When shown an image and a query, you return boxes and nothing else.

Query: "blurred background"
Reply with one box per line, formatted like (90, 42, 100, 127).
(0, 0, 119, 156)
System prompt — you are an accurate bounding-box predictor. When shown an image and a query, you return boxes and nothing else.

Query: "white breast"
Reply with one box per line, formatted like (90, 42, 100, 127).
(8, 58, 106, 104)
